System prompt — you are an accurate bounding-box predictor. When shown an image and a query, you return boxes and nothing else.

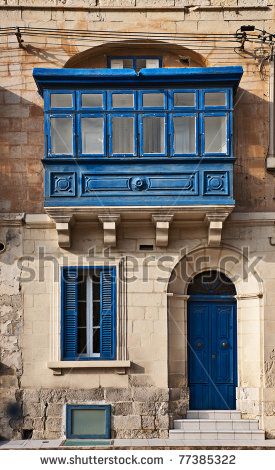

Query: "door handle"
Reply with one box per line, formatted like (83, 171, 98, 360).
(211, 354, 216, 359)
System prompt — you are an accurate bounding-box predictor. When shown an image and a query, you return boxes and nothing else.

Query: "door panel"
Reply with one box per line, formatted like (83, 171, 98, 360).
(188, 299, 237, 410)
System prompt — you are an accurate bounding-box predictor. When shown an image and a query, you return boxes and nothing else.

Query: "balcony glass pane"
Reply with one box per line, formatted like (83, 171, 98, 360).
(51, 117, 73, 154)
(110, 59, 133, 69)
(112, 116, 134, 154)
(112, 94, 134, 108)
(71, 409, 106, 436)
(205, 115, 227, 153)
(50, 94, 72, 108)
(174, 116, 196, 154)
(143, 116, 165, 154)
(81, 117, 104, 155)
(205, 92, 226, 106)
(82, 94, 103, 108)
(174, 92, 195, 107)
(143, 93, 164, 108)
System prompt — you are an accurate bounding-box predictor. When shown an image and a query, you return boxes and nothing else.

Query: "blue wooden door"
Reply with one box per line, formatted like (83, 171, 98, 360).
(188, 298, 237, 410)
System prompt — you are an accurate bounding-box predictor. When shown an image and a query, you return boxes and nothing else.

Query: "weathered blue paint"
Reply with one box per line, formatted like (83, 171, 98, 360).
(33, 66, 243, 93)
(33, 66, 243, 208)
(44, 159, 233, 206)
(66, 404, 111, 439)
(188, 296, 237, 410)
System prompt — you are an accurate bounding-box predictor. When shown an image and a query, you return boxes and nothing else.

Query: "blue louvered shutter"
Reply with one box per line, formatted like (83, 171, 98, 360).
(62, 267, 78, 360)
(100, 268, 116, 360)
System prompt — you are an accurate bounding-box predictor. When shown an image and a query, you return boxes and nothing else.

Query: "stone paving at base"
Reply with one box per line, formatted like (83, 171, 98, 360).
(1, 439, 275, 449)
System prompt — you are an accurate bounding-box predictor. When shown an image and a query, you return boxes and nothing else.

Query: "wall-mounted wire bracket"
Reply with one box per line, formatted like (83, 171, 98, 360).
(15, 27, 25, 49)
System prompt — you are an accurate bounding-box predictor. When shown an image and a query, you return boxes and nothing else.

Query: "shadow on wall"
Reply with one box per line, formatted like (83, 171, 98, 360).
(0, 87, 45, 214)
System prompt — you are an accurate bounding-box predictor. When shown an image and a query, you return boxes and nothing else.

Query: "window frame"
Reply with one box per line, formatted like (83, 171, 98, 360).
(200, 88, 231, 110)
(108, 90, 137, 111)
(61, 266, 116, 361)
(201, 111, 231, 157)
(139, 90, 167, 110)
(170, 112, 198, 157)
(77, 90, 106, 111)
(139, 112, 167, 157)
(107, 56, 163, 71)
(47, 113, 76, 158)
(78, 113, 106, 157)
(66, 404, 111, 439)
(108, 112, 137, 157)
(169, 89, 198, 111)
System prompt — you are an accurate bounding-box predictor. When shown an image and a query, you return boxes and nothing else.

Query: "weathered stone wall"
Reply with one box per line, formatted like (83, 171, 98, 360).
(20, 385, 169, 440)
(0, 216, 23, 439)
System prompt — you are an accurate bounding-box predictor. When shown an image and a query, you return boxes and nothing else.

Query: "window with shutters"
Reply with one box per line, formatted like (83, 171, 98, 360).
(61, 266, 116, 361)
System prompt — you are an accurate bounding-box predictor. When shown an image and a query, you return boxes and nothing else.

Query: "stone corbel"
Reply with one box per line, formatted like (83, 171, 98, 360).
(152, 214, 174, 247)
(205, 212, 230, 247)
(55, 216, 75, 249)
(98, 214, 120, 247)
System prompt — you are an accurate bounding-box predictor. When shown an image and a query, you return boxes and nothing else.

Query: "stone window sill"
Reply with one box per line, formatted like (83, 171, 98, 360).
(47, 360, 131, 375)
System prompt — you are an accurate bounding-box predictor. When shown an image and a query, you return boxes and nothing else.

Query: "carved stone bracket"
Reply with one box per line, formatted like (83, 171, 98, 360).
(55, 216, 75, 249)
(205, 212, 230, 247)
(98, 214, 121, 247)
(152, 214, 174, 247)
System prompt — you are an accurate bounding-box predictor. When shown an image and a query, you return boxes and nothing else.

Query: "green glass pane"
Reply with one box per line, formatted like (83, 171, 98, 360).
(71, 409, 106, 436)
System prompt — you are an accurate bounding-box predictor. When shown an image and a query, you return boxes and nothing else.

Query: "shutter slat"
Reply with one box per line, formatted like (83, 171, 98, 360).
(100, 269, 116, 360)
(62, 268, 78, 359)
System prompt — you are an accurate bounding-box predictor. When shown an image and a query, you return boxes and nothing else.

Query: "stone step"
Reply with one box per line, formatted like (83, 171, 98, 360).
(186, 410, 242, 420)
(169, 430, 265, 441)
(174, 419, 259, 431)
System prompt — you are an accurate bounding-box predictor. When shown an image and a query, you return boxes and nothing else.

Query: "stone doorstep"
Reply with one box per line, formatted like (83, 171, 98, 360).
(169, 430, 265, 441)
(174, 419, 259, 431)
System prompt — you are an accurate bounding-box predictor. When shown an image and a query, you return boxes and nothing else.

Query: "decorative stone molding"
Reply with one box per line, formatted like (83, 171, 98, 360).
(55, 215, 75, 248)
(152, 214, 174, 247)
(0, 213, 24, 226)
(98, 214, 120, 247)
(205, 212, 230, 247)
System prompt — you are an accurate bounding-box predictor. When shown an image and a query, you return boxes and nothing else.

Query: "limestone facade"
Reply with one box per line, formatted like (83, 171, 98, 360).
(1, 0, 275, 440)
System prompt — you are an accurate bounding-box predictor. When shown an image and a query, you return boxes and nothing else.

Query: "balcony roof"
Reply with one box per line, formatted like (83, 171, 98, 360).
(33, 66, 243, 94)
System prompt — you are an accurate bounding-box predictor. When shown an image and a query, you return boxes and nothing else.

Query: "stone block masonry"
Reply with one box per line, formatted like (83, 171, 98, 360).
(17, 385, 169, 440)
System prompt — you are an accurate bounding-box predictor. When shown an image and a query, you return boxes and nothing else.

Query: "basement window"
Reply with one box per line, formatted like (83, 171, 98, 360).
(66, 405, 111, 439)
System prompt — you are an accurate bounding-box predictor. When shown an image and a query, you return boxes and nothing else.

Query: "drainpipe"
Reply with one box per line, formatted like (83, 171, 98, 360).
(266, 56, 275, 170)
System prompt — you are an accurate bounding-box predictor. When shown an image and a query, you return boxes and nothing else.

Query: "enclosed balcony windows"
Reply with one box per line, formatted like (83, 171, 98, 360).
(45, 88, 231, 158)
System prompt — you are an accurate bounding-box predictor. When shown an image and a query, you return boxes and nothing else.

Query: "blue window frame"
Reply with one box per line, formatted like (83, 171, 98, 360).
(61, 266, 116, 361)
(78, 114, 106, 156)
(45, 88, 232, 159)
(66, 405, 111, 439)
(107, 56, 162, 71)
(202, 112, 230, 156)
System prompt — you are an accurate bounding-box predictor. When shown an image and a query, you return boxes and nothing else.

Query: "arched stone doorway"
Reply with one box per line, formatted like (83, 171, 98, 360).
(167, 246, 263, 421)
(187, 270, 237, 410)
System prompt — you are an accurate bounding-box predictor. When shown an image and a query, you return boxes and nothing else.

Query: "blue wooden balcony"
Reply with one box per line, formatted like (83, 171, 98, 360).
(33, 66, 243, 210)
